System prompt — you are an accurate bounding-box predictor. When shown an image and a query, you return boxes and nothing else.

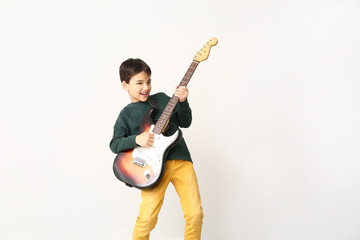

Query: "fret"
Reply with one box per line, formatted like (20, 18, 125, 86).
(152, 60, 199, 134)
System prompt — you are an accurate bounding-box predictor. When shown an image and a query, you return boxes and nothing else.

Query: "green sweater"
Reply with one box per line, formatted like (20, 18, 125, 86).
(110, 92, 193, 162)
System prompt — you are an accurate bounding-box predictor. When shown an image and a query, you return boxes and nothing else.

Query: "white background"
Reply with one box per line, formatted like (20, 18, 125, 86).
(1, 0, 360, 239)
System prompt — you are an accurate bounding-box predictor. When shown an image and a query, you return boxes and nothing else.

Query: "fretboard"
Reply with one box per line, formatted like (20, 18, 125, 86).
(152, 60, 199, 134)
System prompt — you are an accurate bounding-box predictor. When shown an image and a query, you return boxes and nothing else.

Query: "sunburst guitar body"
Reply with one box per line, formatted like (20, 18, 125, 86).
(113, 108, 182, 189)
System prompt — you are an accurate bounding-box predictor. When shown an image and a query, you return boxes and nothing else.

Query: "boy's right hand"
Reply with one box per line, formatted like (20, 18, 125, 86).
(135, 132, 154, 148)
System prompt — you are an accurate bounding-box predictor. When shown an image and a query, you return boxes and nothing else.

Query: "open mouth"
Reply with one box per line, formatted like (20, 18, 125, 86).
(140, 92, 149, 97)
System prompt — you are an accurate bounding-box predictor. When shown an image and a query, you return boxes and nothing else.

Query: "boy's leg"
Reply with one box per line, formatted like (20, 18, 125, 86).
(172, 160, 204, 240)
(132, 163, 172, 240)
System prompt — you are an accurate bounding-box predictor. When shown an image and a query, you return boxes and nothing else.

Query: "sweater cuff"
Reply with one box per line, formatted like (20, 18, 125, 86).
(178, 99, 190, 109)
(128, 135, 138, 148)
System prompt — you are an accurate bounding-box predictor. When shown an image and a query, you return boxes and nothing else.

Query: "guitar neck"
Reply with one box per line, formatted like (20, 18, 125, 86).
(152, 60, 199, 134)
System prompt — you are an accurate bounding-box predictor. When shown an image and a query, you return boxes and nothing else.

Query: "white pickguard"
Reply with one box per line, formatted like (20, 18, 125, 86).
(132, 125, 180, 182)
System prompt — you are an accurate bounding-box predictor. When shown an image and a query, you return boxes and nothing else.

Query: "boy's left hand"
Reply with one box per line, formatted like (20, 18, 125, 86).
(175, 86, 189, 102)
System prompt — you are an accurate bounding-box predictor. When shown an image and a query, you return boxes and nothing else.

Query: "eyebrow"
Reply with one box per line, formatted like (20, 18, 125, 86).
(136, 79, 151, 82)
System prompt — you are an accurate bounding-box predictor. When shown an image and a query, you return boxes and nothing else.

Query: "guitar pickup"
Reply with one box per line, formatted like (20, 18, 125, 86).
(133, 157, 146, 168)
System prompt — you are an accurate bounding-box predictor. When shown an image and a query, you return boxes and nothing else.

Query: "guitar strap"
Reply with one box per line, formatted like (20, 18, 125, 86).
(148, 95, 159, 109)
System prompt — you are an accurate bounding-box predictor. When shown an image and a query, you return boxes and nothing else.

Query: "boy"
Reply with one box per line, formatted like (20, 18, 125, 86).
(110, 58, 204, 240)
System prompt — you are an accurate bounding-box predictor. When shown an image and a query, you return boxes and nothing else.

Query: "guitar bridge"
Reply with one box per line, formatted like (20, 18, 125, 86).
(133, 157, 146, 168)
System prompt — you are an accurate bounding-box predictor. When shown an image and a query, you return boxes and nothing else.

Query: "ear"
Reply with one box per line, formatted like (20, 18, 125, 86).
(122, 81, 129, 91)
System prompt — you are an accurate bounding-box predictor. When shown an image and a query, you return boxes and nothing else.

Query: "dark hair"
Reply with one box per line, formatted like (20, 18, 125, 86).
(119, 58, 151, 83)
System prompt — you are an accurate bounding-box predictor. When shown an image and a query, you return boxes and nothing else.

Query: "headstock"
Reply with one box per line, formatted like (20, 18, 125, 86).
(193, 37, 218, 62)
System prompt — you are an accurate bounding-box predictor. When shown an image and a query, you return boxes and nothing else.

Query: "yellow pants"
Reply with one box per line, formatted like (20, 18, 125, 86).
(133, 159, 204, 240)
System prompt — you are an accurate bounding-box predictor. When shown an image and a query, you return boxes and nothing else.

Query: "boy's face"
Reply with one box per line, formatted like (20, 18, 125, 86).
(122, 71, 152, 103)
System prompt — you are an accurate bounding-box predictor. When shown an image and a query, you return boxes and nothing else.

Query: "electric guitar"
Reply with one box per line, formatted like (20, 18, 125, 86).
(113, 38, 218, 189)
